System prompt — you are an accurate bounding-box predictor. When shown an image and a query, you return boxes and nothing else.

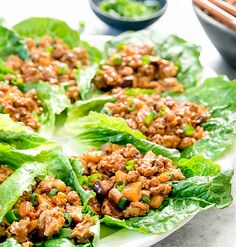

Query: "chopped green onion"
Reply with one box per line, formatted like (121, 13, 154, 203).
(159, 107, 166, 116)
(38, 66, 43, 72)
(64, 213, 72, 227)
(142, 55, 151, 65)
(45, 46, 54, 54)
(59, 228, 72, 238)
(59, 64, 68, 75)
(141, 195, 150, 205)
(114, 181, 126, 192)
(88, 182, 95, 189)
(5, 209, 20, 224)
(183, 124, 195, 136)
(30, 193, 39, 206)
(0, 104, 3, 113)
(61, 82, 70, 91)
(125, 160, 136, 171)
(162, 172, 173, 179)
(117, 197, 129, 210)
(127, 99, 136, 112)
(76, 62, 81, 70)
(49, 188, 59, 198)
(116, 42, 126, 51)
(78, 21, 85, 33)
(144, 111, 157, 125)
(78, 175, 89, 186)
(88, 173, 102, 183)
(127, 105, 136, 112)
(112, 54, 122, 65)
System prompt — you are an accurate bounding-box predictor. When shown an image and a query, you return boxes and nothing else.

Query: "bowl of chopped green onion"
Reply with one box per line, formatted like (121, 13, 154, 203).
(89, 0, 167, 30)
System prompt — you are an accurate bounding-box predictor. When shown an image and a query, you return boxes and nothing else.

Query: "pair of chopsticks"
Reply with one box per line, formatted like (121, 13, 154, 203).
(193, 0, 236, 30)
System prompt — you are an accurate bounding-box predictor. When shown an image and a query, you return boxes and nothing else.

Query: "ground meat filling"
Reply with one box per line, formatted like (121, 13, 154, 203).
(0, 176, 94, 245)
(0, 165, 13, 184)
(5, 36, 89, 102)
(103, 92, 210, 149)
(0, 82, 42, 130)
(80, 143, 185, 219)
(93, 44, 183, 93)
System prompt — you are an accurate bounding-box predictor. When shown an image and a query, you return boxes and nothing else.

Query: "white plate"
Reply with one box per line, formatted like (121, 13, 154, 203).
(67, 35, 235, 247)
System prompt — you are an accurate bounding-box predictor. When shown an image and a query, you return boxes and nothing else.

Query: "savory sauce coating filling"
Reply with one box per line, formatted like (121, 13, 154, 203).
(103, 91, 210, 149)
(81, 143, 185, 219)
(5, 36, 89, 102)
(0, 165, 13, 184)
(0, 82, 42, 130)
(93, 44, 183, 93)
(0, 176, 94, 246)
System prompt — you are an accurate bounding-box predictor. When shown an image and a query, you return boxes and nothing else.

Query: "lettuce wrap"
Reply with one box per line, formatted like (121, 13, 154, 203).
(0, 25, 70, 136)
(65, 115, 233, 234)
(65, 76, 236, 161)
(0, 115, 99, 246)
(13, 17, 102, 101)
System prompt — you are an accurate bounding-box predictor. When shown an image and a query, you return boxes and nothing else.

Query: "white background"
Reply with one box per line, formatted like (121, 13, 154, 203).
(0, 0, 235, 246)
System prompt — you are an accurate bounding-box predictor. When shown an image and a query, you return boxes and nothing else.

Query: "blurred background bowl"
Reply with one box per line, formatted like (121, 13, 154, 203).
(89, 0, 167, 31)
(193, 3, 236, 69)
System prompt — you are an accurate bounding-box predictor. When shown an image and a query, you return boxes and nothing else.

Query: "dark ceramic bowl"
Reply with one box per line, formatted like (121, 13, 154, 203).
(193, 4, 236, 69)
(89, 0, 167, 31)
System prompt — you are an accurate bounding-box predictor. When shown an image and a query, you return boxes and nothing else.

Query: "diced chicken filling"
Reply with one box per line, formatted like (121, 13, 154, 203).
(0, 176, 94, 245)
(0, 82, 42, 130)
(93, 44, 183, 93)
(5, 36, 89, 102)
(0, 165, 13, 184)
(80, 143, 185, 219)
(103, 91, 210, 149)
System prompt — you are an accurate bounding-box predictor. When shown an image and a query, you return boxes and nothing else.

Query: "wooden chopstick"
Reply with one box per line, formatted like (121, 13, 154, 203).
(193, 0, 236, 30)
(209, 0, 236, 17)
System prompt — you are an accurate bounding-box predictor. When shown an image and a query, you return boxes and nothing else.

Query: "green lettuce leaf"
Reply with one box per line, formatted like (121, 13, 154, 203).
(65, 112, 180, 161)
(0, 114, 46, 149)
(0, 25, 28, 60)
(67, 95, 116, 122)
(0, 238, 21, 247)
(177, 155, 221, 178)
(101, 170, 233, 233)
(76, 64, 101, 100)
(104, 30, 202, 89)
(180, 76, 236, 160)
(0, 162, 47, 222)
(0, 114, 93, 205)
(171, 170, 233, 209)
(13, 17, 81, 48)
(20, 81, 71, 137)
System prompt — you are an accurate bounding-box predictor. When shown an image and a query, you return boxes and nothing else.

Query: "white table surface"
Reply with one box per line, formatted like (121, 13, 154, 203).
(0, 1, 235, 246)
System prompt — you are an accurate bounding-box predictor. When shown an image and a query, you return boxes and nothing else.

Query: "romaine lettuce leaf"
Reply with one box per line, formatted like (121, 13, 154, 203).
(0, 114, 46, 149)
(13, 17, 81, 48)
(179, 76, 236, 160)
(0, 162, 47, 222)
(20, 81, 71, 137)
(65, 112, 180, 161)
(67, 95, 116, 122)
(76, 64, 101, 100)
(0, 114, 93, 205)
(104, 30, 202, 89)
(0, 238, 21, 247)
(177, 155, 221, 178)
(0, 25, 28, 60)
